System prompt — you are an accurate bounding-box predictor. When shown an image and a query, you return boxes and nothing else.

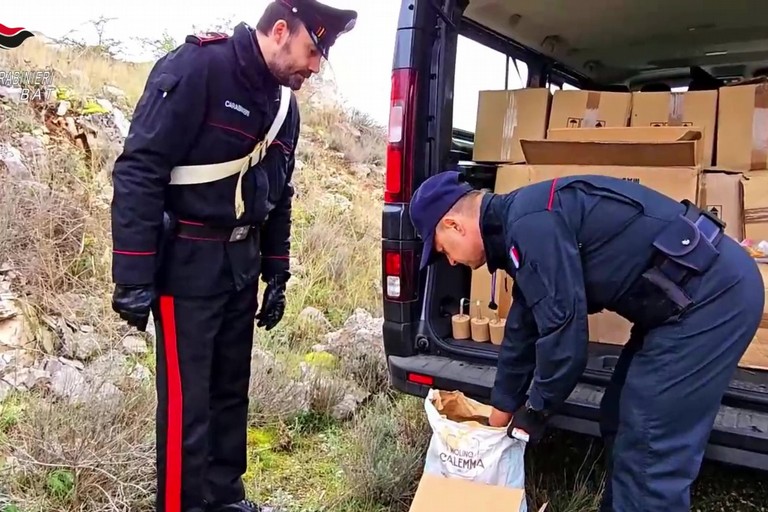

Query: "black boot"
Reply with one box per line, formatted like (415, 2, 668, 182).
(208, 499, 276, 512)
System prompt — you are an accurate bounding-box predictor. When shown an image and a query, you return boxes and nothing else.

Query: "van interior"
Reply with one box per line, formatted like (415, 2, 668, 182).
(417, 0, 768, 408)
(450, 0, 768, 161)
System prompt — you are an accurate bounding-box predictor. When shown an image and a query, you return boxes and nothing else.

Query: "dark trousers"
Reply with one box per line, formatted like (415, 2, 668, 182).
(598, 236, 765, 512)
(152, 284, 259, 512)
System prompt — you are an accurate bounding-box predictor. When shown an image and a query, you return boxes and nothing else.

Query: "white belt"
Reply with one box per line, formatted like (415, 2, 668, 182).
(168, 85, 292, 218)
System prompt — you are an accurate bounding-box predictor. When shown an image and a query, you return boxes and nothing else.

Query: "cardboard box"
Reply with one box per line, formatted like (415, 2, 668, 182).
(548, 90, 631, 130)
(698, 171, 745, 241)
(586, 264, 768, 372)
(546, 126, 704, 167)
(743, 170, 768, 242)
(587, 315, 768, 372)
(742, 263, 768, 370)
(716, 82, 768, 171)
(527, 165, 699, 203)
(630, 91, 718, 166)
(495, 164, 531, 193)
(741, 327, 768, 371)
(521, 138, 700, 168)
(473, 88, 552, 163)
(588, 311, 632, 345)
(520, 137, 701, 204)
(470, 265, 513, 321)
(409, 472, 539, 512)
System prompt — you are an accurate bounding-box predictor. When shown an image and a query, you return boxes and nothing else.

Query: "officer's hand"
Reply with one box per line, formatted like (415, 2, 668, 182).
(112, 284, 154, 332)
(507, 404, 547, 445)
(256, 275, 287, 331)
(488, 407, 513, 427)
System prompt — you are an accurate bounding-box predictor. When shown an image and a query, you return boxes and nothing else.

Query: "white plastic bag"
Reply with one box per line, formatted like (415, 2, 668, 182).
(423, 389, 528, 512)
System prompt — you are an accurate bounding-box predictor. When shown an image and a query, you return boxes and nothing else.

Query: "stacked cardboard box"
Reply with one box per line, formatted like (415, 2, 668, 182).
(716, 79, 768, 242)
(468, 85, 768, 369)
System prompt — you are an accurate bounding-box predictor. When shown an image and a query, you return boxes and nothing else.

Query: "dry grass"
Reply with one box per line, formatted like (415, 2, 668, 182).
(0, 107, 117, 343)
(300, 100, 386, 167)
(0, 387, 156, 511)
(287, 167, 382, 325)
(338, 394, 430, 511)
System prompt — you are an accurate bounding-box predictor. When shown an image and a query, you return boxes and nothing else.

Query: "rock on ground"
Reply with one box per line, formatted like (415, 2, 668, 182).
(297, 307, 332, 331)
(121, 334, 149, 355)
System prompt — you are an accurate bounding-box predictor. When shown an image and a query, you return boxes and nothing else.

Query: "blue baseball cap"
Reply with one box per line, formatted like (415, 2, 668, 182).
(409, 171, 474, 270)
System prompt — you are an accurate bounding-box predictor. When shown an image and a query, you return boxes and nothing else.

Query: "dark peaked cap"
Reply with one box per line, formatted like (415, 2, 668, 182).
(277, 0, 357, 58)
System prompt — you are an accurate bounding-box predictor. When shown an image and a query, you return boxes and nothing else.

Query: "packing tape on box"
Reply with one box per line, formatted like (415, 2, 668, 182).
(751, 83, 768, 170)
(699, 173, 711, 215)
(582, 91, 601, 127)
(500, 93, 519, 161)
(668, 92, 685, 126)
(744, 204, 768, 233)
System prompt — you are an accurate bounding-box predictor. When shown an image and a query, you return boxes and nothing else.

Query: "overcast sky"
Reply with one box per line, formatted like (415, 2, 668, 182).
(3, 0, 527, 129)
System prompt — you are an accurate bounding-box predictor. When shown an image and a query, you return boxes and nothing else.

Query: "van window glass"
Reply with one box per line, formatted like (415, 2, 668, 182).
(452, 34, 529, 132)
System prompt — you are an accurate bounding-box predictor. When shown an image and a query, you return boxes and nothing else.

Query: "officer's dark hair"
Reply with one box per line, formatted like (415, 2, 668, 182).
(256, 2, 302, 37)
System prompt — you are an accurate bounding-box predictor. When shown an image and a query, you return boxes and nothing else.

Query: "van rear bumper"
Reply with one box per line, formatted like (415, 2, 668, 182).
(388, 354, 768, 471)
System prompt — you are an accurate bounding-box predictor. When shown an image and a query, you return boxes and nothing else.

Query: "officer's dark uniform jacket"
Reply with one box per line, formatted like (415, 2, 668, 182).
(479, 175, 727, 415)
(111, 22, 300, 297)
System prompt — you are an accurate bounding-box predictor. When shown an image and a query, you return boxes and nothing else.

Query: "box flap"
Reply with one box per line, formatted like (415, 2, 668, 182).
(520, 137, 699, 167)
(547, 126, 702, 143)
(408, 473, 526, 511)
(725, 76, 768, 87)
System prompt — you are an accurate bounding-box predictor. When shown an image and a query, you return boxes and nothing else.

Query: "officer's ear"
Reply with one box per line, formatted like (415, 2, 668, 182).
(439, 215, 465, 235)
(270, 19, 292, 45)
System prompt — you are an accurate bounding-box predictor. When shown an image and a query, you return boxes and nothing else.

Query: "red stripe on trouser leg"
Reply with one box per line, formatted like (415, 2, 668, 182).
(159, 296, 183, 512)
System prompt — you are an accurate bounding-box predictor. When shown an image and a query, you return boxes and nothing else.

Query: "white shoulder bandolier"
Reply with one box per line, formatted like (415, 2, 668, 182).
(168, 85, 292, 219)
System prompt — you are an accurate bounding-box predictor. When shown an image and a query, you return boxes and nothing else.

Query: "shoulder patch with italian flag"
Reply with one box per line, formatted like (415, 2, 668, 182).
(509, 245, 521, 269)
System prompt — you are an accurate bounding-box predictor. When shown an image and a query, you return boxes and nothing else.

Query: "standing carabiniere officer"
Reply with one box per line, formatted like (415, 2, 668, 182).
(109, 2, 357, 511)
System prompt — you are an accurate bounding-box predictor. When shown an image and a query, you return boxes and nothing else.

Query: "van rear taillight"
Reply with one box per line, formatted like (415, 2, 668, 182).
(407, 372, 434, 386)
(383, 248, 417, 302)
(385, 68, 417, 204)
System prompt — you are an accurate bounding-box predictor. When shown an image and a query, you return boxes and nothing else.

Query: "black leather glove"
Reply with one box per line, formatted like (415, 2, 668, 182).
(507, 401, 549, 445)
(256, 275, 287, 331)
(112, 284, 154, 332)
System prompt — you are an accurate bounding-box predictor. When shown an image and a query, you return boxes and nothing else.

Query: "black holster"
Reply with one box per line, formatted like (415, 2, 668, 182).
(611, 200, 725, 331)
(153, 211, 176, 282)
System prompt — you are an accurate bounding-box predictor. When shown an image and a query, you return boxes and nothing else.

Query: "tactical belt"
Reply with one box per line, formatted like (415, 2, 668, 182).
(175, 221, 258, 243)
(167, 85, 292, 219)
(611, 199, 726, 332)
